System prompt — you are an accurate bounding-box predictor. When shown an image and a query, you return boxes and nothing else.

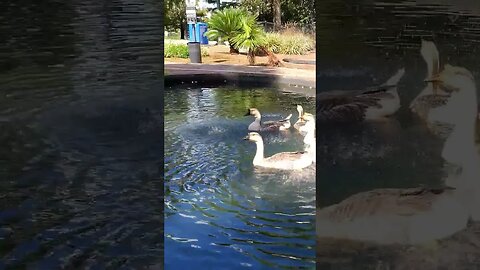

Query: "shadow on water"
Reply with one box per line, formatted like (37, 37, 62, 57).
(316, 0, 480, 269)
(164, 87, 316, 269)
(0, 0, 163, 268)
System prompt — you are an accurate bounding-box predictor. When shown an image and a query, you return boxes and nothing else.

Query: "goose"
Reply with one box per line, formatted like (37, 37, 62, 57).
(316, 65, 480, 245)
(243, 132, 313, 170)
(245, 108, 292, 132)
(293, 105, 309, 133)
(316, 68, 405, 123)
(410, 40, 456, 130)
(301, 113, 316, 163)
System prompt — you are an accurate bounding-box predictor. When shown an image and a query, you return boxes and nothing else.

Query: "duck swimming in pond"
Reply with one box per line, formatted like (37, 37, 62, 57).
(293, 105, 307, 133)
(410, 40, 457, 135)
(245, 108, 292, 132)
(317, 65, 480, 245)
(301, 113, 316, 163)
(316, 68, 405, 123)
(243, 132, 313, 170)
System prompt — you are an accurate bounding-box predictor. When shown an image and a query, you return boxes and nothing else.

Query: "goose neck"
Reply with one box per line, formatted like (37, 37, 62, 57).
(253, 140, 265, 164)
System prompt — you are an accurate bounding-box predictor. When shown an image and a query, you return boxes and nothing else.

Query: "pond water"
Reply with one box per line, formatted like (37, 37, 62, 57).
(316, 0, 480, 269)
(0, 1, 163, 268)
(164, 87, 316, 269)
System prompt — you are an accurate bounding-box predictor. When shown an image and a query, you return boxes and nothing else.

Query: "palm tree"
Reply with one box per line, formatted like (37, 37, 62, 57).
(230, 13, 266, 65)
(205, 7, 247, 54)
(231, 13, 282, 66)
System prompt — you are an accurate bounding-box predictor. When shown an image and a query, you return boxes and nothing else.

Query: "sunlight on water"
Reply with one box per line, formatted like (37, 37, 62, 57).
(164, 87, 316, 269)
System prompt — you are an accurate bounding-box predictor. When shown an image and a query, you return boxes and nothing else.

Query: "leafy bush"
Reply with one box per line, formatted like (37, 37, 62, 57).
(205, 7, 249, 53)
(264, 30, 314, 55)
(164, 43, 209, 58)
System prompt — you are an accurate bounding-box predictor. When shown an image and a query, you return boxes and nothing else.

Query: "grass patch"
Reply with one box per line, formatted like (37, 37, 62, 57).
(264, 29, 315, 55)
(164, 43, 209, 58)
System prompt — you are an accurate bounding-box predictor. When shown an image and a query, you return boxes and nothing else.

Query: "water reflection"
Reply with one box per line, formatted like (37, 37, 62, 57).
(0, 0, 162, 268)
(317, 1, 480, 269)
(164, 87, 316, 269)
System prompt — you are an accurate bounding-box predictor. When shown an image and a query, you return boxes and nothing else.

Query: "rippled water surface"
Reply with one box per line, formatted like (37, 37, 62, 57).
(164, 87, 316, 269)
(0, 1, 162, 268)
(316, 0, 480, 269)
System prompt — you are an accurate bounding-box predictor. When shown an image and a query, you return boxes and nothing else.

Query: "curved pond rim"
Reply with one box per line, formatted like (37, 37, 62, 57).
(283, 58, 316, 65)
(164, 73, 316, 96)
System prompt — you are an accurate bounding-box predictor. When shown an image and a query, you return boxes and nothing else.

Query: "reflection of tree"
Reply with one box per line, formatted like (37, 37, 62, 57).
(164, 89, 190, 125)
(212, 88, 280, 117)
(0, 122, 49, 200)
(212, 88, 315, 118)
(0, 1, 76, 69)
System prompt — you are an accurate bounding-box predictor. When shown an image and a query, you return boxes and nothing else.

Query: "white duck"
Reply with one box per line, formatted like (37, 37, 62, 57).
(410, 41, 459, 135)
(243, 132, 313, 170)
(317, 65, 480, 245)
(301, 113, 316, 163)
(293, 105, 310, 134)
(245, 108, 292, 132)
(316, 68, 405, 123)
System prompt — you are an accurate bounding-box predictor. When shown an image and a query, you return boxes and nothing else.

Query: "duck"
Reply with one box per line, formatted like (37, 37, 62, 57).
(245, 108, 292, 132)
(293, 105, 309, 133)
(316, 68, 405, 123)
(243, 132, 313, 170)
(420, 64, 480, 220)
(410, 40, 456, 130)
(316, 65, 480, 245)
(301, 113, 316, 163)
(316, 186, 469, 245)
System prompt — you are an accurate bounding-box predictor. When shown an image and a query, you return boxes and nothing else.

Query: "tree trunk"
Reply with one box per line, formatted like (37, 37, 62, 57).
(247, 50, 255, 65)
(272, 0, 281, 31)
(229, 45, 239, 54)
(260, 47, 282, 67)
(228, 39, 239, 54)
(180, 22, 185, 40)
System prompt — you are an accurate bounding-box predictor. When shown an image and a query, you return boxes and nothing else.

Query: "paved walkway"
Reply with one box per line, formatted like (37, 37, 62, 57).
(165, 63, 316, 83)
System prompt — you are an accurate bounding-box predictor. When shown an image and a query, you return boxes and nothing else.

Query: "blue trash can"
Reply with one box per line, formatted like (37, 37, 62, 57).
(188, 23, 196, 42)
(196, 22, 209, 45)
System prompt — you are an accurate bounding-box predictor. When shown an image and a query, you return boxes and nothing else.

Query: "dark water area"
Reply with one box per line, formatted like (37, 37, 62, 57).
(164, 87, 316, 269)
(0, 1, 163, 268)
(316, 1, 480, 269)
(316, 0, 480, 205)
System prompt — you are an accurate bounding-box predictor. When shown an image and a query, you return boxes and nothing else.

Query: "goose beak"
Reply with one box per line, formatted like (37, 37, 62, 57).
(424, 73, 441, 83)
(242, 135, 249, 140)
(244, 110, 251, 116)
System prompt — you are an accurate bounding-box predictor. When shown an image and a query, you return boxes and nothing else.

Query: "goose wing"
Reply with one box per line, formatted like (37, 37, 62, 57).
(316, 94, 379, 122)
(357, 67, 405, 98)
(263, 114, 293, 125)
(316, 68, 404, 123)
(266, 151, 306, 162)
(411, 93, 451, 119)
(320, 187, 454, 222)
(260, 124, 281, 132)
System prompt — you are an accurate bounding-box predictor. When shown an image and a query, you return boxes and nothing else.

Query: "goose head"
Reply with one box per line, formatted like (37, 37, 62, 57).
(245, 108, 261, 119)
(425, 64, 476, 94)
(243, 132, 263, 143)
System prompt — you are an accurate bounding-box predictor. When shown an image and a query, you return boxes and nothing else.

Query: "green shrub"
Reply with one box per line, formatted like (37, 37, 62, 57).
(264, 31, 314, 55)
(205, 7, 249, 53)
(164, 43, 209, 58)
